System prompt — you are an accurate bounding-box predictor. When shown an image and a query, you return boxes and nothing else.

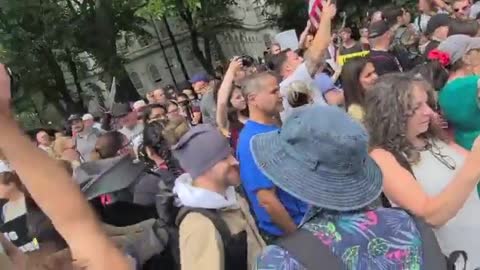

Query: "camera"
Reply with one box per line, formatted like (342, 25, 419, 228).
(240, 55, 255, 67)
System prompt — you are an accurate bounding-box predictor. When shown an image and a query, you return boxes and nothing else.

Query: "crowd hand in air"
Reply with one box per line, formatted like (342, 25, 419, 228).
(299, 20, 312, 49)
(216, 57, 243, 132)
(0, 63, 133, 270)
(304, 0, 336, 77)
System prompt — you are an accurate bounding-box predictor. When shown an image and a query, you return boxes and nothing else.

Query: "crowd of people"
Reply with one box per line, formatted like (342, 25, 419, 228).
(2, 0, 480, 269)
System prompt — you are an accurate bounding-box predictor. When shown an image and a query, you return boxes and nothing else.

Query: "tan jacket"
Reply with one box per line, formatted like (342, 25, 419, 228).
(179, 194, 265, 270)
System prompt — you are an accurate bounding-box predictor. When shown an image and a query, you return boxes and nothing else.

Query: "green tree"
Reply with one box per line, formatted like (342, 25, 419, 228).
(64, 0, 148, 102)
(0, 0, 151, 121)
(139, 0, 240, 74)
(0, 0, 85, 114)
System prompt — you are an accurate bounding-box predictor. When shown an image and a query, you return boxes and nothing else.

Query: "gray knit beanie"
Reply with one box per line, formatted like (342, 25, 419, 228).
(172, 124, 231, 179)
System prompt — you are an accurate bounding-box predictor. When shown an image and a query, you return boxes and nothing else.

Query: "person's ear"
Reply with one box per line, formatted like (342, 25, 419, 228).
(247, 92, 256, 105)
(463, 53, 472, 65)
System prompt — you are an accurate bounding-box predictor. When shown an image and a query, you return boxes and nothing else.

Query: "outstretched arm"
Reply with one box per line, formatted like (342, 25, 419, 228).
(304, 0, 337, 77)
(0, 64, 131, 270)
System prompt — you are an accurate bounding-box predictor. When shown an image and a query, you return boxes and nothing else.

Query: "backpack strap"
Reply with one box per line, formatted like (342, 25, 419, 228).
(397, 210, 448, 270)
(276, 229, 343, 269)
(176, 207, 232, 249)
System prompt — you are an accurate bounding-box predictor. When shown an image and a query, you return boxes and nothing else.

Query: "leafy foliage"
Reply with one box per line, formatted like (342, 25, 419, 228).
(139, 0, 241, 73)
(0, 0, 147, 122)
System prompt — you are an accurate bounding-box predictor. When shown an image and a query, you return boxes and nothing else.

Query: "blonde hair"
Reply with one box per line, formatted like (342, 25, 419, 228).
(285, 81, 314, 108)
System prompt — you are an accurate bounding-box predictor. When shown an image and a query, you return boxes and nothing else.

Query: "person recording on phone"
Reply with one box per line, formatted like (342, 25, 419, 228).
(216, 56, 251, 151)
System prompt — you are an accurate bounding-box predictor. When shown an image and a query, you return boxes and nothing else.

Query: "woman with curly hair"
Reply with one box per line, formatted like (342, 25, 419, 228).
(365, 73, 480, 267)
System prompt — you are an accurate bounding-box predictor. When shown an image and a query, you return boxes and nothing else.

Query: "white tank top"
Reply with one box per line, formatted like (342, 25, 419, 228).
(412, 141, 480, 270)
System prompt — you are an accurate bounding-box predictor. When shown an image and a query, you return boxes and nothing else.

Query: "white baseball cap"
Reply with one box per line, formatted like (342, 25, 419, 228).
(133, 100, 147, 112)
(82, 114, 94, 121)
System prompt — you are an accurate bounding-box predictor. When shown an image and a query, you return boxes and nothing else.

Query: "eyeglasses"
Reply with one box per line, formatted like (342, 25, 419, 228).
(426, 144, 456, 170)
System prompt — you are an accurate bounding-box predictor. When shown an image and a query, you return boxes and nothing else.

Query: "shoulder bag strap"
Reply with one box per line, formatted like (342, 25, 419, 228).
(176, 207, 232, 247)
(276, 229, 343, 270)
(390, 208, 448, 270)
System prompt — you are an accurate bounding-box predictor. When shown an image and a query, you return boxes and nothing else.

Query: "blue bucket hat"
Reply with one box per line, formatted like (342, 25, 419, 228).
(251, 105, 383, 211)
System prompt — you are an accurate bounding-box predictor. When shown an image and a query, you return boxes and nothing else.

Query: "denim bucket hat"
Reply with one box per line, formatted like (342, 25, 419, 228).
(251, 105, 383, 211)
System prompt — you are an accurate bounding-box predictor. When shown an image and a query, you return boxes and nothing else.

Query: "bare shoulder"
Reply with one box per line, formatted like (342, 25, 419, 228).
(370, 148, 397, 163)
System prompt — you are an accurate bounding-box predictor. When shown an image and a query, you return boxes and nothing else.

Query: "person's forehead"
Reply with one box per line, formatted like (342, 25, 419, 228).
(454, 0, 470, 7)
(152, 107, 166, 113)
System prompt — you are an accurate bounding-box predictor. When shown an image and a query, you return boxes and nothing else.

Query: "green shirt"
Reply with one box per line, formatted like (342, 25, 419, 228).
(439, 75, 480, 150)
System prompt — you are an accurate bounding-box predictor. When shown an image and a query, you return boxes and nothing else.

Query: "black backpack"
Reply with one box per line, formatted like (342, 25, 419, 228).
(172, 207, 248, 270)
(277, 212, 448, 270)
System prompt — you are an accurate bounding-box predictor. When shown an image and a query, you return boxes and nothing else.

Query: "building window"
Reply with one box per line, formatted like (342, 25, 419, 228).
(254, 6, 263, 18)
(130, 72, 143, 90)
(263, 34, 272, 47)
(148, 64, 162, 83)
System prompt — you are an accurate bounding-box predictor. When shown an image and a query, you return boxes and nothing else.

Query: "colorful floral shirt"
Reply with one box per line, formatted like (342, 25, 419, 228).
(255, 208, 423, 270)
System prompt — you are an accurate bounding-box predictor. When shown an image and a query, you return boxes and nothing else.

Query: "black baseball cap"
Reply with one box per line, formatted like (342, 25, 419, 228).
(425, 14, 450, 36)
(67, 114, 82, 123)
(368, 21, 390, 39)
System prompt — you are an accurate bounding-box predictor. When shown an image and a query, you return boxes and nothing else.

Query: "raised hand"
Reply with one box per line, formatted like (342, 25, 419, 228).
(321, 0, 337, 20)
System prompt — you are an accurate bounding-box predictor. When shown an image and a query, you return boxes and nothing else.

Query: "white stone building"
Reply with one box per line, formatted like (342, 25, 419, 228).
(121, 0, 278, 96)
(60, 0, 278, 113)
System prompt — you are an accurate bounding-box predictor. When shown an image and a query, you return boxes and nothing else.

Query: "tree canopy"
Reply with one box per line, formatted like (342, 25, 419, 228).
(139, 0, 241, 73)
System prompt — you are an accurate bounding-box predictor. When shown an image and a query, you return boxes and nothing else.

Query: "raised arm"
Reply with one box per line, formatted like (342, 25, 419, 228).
(216, 58, 243, 132)
(298, 21, 312, 49)
(304, 0, 337, 77)
(0, 65, 131, 270)
(370, 142, 480, 227)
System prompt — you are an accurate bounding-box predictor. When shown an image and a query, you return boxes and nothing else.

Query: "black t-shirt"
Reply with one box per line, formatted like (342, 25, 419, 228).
(339, 42, 363, 56)
(369, 50, 403, 76)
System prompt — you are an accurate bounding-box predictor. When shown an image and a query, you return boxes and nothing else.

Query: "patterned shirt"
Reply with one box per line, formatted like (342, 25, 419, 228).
(255, 208, 423, 270)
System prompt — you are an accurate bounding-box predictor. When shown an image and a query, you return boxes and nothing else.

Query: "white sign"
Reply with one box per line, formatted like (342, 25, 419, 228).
(275, 30, 299, 51)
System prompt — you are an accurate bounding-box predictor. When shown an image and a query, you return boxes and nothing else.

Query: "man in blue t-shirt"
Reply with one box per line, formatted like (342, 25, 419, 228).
(237, 72, 308, 240)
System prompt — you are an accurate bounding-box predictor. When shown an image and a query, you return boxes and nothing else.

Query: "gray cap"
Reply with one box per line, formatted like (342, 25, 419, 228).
(172, 124, 231, 179)
(438, 34, 480, 64)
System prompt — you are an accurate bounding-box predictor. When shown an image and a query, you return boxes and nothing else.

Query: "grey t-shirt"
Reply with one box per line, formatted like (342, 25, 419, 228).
(279, 62, 326, 121)
(119, 123, 144, 142)
(200, 90, 217, 126)
(75, 128, 102, 162)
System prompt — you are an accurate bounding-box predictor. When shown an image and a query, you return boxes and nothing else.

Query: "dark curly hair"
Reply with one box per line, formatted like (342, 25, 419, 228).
(364, 73, 448, 164)
(141, 120, 185, 177)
